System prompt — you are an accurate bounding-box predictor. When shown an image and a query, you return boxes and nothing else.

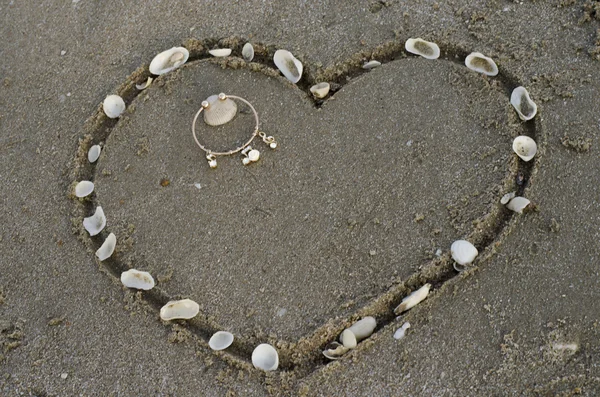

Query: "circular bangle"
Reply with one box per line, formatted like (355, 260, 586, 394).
(191, 93, 277, 169)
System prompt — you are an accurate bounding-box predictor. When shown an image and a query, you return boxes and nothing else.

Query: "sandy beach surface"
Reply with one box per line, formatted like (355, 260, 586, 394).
(1, 1, 599, 396)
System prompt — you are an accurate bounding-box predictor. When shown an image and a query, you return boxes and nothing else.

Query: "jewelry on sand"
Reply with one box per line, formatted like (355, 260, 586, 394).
(192, 93, 277, 169)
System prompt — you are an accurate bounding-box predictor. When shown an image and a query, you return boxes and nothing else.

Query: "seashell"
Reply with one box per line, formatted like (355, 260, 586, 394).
(102, 95, 126, 119)
(252, 343, 279, 371)
(465, 52, 498, 76)
(510, 86, 537, 121)
(208, 48, 232, 57)
(149, 47, 189, 75)
(75, 180, 94, 197)
(121, 269, 155, 290)
(95, 233, 116, 261)
(136, 77, 153, 90)
(322, 342, 350, 360)
(500, 191, 516, 205)
(362, 60, 381, 70)
(88, 145, 101, 163)
(506, 196, 530, 214)
(83, 206, 106, 236)
(340, 329, 357, 349)
(450, 240, 478, 266)
(405, 38, 440, 59)
(394, 283, 431, 314)
(310, 82, 330, 99)
(242, 43, 254, 62)
(159, 299, 199, 321)
(273, 49, 303, 83)
(347, 317, 377, 341)
(393, 322, 411, 340)
(248, 149, 260, 162)
(208, 331, 234, 351)
(202, 93, 238, 126)
(512, 135, 537, 162)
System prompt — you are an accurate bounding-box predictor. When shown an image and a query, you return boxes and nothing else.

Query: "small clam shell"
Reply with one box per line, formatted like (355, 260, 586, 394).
(95, 233, 116, 261)
(121, 269, 155, 290)
(510, 86, 537, 121)
(310, 82, 330, 99)
(394, 283, 431, 314)
(159, 299, 199, 321)
(83, 206, 106, 236)
(340, 329, 357, 349)
(506, 196, 531, 214)
(136, 77, 153, 90)
(322, 342, 350, 360)
(273, 49, 303, 83)
(75, 180, 94, 198)
(393, 322, 411, 340)
(208, 331, 234, 351)
(347, 316, 377, 341)
(102, 95, 126, 118)
(208, 48, 232, 57)
(405, 38, 440, 59)
(362, 60, 381, 70)
(450, 240, 478, 266)
(512, 136, 537, 162)
(465, 52, 498, 76)
(203, 94, 238, 126)
(149, 47, 189, 75)
(500, 191, 516, 205)
(252, 343, 279, 371)
(88, 145, 101, 163)
(242, 43, 254, 62)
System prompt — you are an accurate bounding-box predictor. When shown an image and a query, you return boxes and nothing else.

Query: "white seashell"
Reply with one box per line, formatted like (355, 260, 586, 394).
(208, 331, 234, 351)
(465, 52, 498, 76)
(208, 48, 232, 57)
(362, 60, 381, 70)
(340, 329, 357, 349)
(83, 206, 106, 236)
(450, 240, 478, 266)
(248, 149, 260, 162)
(136, 77, 153, 90)
(393, 322, 411, 340)
(510, 86, 537, 121)
(273, 49, 303, 83)
(102, 95, 126, 119)
(506, 196, 531, 214)
(322, 342, 350, 360)
(203, 94, 238, 126)
(500, 191, 516, 205)
(95, 233, 116, 261)
(347, 317, 377, 341)
(88, 145, 101, 163)
(310, 82, 330, 99)
(512, 136, 537, 162)
(242, 43, 254, 62)
(120, 269, 155, 290)
(159, 299, 199, 321)
(75, 180, 94, 197)
(405, 38, 440, 59)
(394, 283, 431, 314)
(252, 343, 279, 371)
(149, 47, 189, 75)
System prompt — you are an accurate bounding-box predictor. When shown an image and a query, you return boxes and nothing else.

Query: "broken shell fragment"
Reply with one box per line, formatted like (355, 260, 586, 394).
(393, 322, 411, 340)
(506, 196, 531, 214)
(500, 191, 516, 205)
(75, 181, 94, 198)
(149, 47, 189, 75)
(208, 331, 234, 351)
(394, 283, 431, 314)
(512, 136, 537, 162)
(450, 240, 478, 267)
(465, 52, 498, 76)
(121, 269, 155, 290)
(159, 299, 199, 321)
(511, 86, 537, 121)
(88, 145, 101, 163)
(347, 317, 377, 341)
(273, 49, 303, 83)
(83, 206, 106, 236)
(203, 94, 238, 126)
(208, 48, 232, 57)
(136, 77, 153, 90)
(310, 82, 330, 99)
(102, 95, 126, 118)
(322, 342, 350, 360)
(405, 38, 440, 59)
(242, 43, 254, 62)
(252, 343, 279, 371)
(362, 60, 381, 70)
(95, 233, 116, 261)
(340, 328, 357, 349)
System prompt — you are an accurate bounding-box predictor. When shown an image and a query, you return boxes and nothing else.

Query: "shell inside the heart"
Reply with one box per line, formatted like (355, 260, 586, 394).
(202, 94, 238, 126)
